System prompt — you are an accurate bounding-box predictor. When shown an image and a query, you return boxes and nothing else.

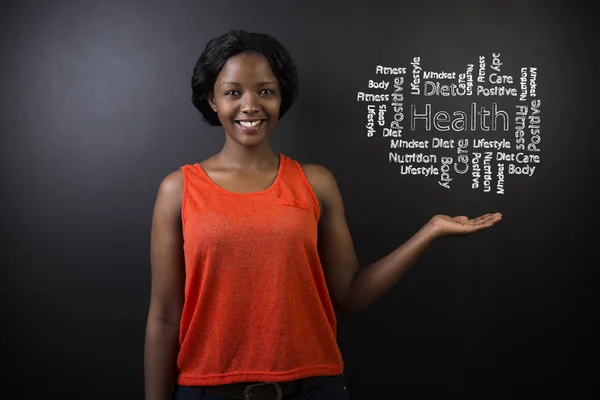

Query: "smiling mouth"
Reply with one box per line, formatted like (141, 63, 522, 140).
(236, 120, 265, 129)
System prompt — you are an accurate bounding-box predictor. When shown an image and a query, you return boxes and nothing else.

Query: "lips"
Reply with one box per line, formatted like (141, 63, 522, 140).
(235, 119, 265, 131)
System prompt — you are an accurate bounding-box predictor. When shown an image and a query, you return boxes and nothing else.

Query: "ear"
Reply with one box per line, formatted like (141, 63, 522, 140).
(208, 91, 217, 112)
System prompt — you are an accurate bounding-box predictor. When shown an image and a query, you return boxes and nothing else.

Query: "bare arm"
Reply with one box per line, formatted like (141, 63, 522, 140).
(304, 164, 501, 314)
(144, 170, 186, 400)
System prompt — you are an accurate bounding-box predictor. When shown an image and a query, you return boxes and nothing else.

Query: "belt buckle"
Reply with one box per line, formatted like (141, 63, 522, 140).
(244, 382, 283, 400)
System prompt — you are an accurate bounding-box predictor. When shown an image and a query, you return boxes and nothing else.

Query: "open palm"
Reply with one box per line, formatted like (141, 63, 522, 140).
(430, 213, 502, 237)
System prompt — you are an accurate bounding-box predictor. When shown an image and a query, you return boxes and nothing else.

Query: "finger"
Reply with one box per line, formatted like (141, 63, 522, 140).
(469, 213, 501, 225)
(457, 218, 496, 232)
(470, 214, 502, 228)
(480, 212, 502, 224)
(458, 214, 489, 225)
(452, 216, 469, 223)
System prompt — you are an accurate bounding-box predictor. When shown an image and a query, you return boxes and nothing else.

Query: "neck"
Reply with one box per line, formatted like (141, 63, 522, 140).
(218, 139, 279, 170)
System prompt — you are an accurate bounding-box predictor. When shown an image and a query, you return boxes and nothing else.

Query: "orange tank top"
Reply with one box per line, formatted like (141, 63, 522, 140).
(177, 153, 344, 386)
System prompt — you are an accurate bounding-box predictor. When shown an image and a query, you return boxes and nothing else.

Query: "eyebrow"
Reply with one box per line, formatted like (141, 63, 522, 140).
(219, 81, 277, 86)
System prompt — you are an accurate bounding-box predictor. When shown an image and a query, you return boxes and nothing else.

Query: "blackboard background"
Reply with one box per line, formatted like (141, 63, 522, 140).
(1, 0, 596, 398)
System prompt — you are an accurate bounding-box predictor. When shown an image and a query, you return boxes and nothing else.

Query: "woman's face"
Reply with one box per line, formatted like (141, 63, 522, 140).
(209, 51, 282, 147)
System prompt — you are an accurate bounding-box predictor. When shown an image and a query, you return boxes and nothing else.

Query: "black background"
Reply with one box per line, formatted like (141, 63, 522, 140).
(2, 0, 596, 398)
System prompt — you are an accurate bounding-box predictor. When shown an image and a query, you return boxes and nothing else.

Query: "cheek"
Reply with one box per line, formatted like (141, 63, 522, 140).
(214, 101, 235, 117)
(268, 98, 283, 116)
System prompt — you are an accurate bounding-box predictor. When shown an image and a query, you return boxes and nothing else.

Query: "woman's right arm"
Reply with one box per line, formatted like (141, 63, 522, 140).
(144, 170, 186, 400)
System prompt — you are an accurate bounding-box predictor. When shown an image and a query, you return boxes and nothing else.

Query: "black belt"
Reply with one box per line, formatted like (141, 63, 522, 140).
(204, 376, 327, 400)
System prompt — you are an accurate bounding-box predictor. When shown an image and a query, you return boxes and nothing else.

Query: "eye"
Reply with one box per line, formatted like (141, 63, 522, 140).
(224, 90, 240, 96)
(260, 89, 276, 95)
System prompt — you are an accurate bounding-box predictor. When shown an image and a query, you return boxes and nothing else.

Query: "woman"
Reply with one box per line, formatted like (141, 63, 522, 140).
(144, 30, 501, 400)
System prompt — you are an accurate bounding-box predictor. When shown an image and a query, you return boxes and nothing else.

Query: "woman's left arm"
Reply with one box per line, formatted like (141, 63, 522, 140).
(303, 164, 502, 314)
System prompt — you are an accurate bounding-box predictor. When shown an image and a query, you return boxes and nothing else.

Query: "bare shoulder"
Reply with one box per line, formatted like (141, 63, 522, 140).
(155, 169, 184, 213)
(159, 168, 183, 194)
(299, 164, 343, 215)
(300, 163, 338, 193)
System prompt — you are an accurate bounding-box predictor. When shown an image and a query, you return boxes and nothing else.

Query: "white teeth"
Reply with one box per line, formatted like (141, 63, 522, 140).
(238, 120, 261, 127)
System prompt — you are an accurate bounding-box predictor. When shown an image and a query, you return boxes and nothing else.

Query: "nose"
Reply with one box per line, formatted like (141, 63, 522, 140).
(240, 92, 261, 114)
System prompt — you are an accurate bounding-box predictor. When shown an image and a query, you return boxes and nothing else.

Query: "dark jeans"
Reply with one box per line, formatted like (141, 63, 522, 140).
(171, 374, 350, 400)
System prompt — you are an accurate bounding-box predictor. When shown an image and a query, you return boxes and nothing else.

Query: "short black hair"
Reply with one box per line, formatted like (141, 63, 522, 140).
(191, 30, 299, 126)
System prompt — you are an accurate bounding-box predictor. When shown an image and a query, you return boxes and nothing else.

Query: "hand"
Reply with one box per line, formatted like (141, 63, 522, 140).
(429, 213, 502, 238)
